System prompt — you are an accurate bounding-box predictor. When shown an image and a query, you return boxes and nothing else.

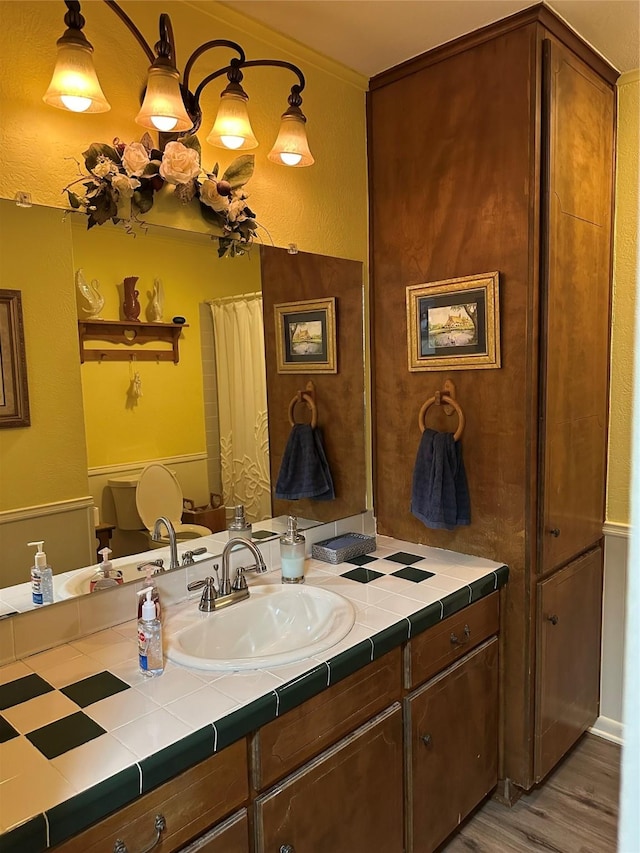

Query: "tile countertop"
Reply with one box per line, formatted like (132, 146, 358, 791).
(0, 536, 508, 852)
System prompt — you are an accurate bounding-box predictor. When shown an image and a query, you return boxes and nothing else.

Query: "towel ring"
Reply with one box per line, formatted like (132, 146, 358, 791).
(418, 394, 465, 441)
(288, 392, 318, 429)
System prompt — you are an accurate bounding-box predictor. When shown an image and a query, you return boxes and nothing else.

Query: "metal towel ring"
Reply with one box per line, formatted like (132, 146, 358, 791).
(288, 392, 318, 429)
(418, 393, 465, 441)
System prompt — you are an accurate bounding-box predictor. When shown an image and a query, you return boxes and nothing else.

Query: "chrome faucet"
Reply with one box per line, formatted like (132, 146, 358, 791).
(152, 516, 179, 570)
(220, 537, 267, 595)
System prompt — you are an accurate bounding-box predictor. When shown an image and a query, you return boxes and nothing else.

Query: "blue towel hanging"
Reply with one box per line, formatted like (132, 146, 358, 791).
(275, 423, 336, 501)
(411, 429, 470, 530)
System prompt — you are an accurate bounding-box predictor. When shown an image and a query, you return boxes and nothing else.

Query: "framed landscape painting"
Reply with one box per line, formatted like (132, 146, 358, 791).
(274, 297, 337, 374)
(406, 272, 500, 371)
(0, 289, 30, 428)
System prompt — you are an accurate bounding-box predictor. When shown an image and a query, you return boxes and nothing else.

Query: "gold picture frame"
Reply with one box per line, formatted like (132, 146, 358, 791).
(406, 272, 500, 371)
(274, 297, 337, 374)
(0, 289, 30, 428)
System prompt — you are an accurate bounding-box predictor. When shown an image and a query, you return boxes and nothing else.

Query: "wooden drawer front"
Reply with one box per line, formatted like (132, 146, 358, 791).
(52, 739, 248, 853)
(178, 809, 249, 853)
(255, 704, 404, 853)
(254, 647, 402, 790)
(405, 638, 499, 852)
(406, 592, 499, 689)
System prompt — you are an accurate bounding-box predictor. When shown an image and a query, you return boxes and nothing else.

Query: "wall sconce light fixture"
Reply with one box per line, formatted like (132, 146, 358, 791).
(43, 0, 314, 166)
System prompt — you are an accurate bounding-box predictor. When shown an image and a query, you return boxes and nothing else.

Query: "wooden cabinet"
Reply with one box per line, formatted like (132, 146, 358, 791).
(255, 705, 405, 853)
(368, 4, 616, 791)
(535, 547, 604, 780)
(405, 639, 499, 852)
(178, 809, 249, 853)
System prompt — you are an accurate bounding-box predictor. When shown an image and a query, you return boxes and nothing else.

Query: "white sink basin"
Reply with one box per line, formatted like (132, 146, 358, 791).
(56, 551, 215, 600)
(165, 584, 355, 671)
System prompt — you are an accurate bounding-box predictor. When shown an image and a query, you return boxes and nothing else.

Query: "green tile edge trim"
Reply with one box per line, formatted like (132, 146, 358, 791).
(408, 601, 443, 636)
(215, 692, 279, 752)
(140, 725, 214, 794)
(371, 620, 410, 658)
(0, 814, 47, 853)
(327, 640, 373, 685)
(47, 765, 140, 847)
(275, 663, 330, 716)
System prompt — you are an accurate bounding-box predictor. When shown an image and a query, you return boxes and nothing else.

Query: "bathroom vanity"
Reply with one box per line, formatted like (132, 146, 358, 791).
(0, 535, 507, 853)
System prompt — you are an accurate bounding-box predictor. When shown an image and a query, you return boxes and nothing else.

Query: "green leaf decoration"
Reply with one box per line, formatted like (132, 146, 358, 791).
(179, 134, 202, 155)
(211, 163, 220, 179)
(140, 132, 154, 153)
(142, 161, 160, 176)
(222, 154, 254, 188)
(89, 189, 117, 226)
(67, 191, 82, 209)
(83, 143, 120, 171)
(199, 201, 225, 228)
(133, 186, 155, 214)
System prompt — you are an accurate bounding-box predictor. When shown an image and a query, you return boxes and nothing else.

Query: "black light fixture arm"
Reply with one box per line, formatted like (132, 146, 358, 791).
(102, 0, 155, 64)
(193, 58, 306, 111)
(183, 41, 246, 93)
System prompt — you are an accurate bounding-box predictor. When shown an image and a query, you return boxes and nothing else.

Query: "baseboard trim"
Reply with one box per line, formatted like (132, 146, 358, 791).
(603, 521, 630, 539)
(88, 453, 208, 478)
(590, 716, 624, 745)
(0, 496, 94, 524)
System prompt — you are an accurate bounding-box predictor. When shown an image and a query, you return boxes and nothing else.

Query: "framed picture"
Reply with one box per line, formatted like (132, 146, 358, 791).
(406, 272, 500, 371)
(274, 297, 337, 374)
(0, 289, 30, 428)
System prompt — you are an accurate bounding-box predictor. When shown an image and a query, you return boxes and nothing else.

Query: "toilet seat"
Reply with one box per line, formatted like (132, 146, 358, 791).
(135, 464, 211, 540)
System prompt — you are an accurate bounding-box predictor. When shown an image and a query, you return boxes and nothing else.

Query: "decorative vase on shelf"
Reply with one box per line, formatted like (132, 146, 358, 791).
(147, 278, 164, 323)
(122, 276, 141, 321)
(75, 269, 104, 320)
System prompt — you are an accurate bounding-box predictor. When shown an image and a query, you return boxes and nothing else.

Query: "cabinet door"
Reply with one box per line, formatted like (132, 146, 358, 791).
(539, 37, 615, 575)
(405, 638, 498, 853)
(255, 704, 404, 853)
(178, 809, 249, 853)
(535, 547, 603, 781)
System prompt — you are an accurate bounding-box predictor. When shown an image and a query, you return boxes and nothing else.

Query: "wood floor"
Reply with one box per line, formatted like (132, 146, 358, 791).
(441, 734, 621, 853)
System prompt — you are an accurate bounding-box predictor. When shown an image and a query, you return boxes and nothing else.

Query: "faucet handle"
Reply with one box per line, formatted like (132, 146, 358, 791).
(187, 574, 218, 612)
(232, 567, 248, 591)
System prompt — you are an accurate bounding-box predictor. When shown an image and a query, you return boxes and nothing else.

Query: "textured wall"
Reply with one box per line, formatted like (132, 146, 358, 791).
(607, 70, 639, 525)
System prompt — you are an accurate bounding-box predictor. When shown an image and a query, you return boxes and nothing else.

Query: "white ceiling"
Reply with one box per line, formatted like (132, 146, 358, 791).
(221, 0, 640, 77)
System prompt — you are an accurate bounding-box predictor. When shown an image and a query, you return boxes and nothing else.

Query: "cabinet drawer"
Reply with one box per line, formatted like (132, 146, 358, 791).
(253, 647, 402, 790)
(52, 739, 248, 853)
(405, 593, 499, 689)
(178, 809, 249, 853)
(255, 704, 404, 853)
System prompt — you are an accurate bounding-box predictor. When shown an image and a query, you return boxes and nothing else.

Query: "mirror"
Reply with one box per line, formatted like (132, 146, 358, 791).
(0, 198, 367, 610)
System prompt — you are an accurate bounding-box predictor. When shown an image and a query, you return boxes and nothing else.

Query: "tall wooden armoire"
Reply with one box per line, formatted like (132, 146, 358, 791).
(367, 4, 617, 794)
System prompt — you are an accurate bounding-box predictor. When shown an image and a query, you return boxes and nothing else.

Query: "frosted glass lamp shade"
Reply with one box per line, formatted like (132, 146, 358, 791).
(43, 40, 110, 113)
(135, 65, 192, 133)
(206, 91, 258, 150)
(268, 112, 314, 167)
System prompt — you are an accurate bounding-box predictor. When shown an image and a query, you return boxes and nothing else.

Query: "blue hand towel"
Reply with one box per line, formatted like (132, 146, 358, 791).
(411, 429, 470, 530)
(275, 423, 336, 501)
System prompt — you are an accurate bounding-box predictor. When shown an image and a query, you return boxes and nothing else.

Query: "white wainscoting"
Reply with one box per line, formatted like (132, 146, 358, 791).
(591, 521, 629, 745)
(0, 498, 95, 588)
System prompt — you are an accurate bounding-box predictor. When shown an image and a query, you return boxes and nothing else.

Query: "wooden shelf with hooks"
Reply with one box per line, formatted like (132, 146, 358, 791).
(77, 320, 188, 364)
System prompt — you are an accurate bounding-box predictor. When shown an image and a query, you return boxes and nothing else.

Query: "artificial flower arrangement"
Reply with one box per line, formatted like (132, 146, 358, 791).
(64, 133, 258, 257)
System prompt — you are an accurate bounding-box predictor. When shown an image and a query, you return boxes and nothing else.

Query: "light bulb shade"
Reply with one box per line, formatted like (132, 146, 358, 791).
(135, 65, 192, 133)
(206, 90, 258, 150)
(268, 112, 314, 167)
(43, 39, 110, 113)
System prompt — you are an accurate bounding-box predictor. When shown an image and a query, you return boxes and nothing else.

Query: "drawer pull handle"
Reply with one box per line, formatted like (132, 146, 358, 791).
(113, 814, 166, 853)
(421, 734, 432, 747)
(280, 845, 296, 853)
(546, 614, 559, 626)
(450, 625, 471, 646)
(550, 528, 561, 537)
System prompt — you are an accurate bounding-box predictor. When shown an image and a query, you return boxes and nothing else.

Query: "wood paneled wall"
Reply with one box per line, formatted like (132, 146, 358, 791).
(260, 247, 366, 523)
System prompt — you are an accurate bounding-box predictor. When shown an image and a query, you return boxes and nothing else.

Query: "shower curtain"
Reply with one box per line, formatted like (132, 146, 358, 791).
(209, 294, 271, 522)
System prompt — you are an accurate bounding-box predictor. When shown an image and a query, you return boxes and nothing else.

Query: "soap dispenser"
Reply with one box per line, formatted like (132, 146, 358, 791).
(228, 505, 252, 540)
(138, 588, 163, 677)
(28, 540, 54, 606)
(280, 516, 306, 584)
(90, 547, 123, 592)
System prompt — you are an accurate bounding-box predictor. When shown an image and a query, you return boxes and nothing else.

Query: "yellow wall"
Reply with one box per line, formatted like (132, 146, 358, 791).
(0, 0, 368, 510)
(607, 70, 639, 526)
(0, 202, 89, 509)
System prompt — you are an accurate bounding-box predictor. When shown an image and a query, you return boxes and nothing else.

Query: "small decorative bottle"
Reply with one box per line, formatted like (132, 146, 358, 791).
(138, 589, 164, 677)
(280, 516, 306, 584)
(228, 505, 252, 540)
